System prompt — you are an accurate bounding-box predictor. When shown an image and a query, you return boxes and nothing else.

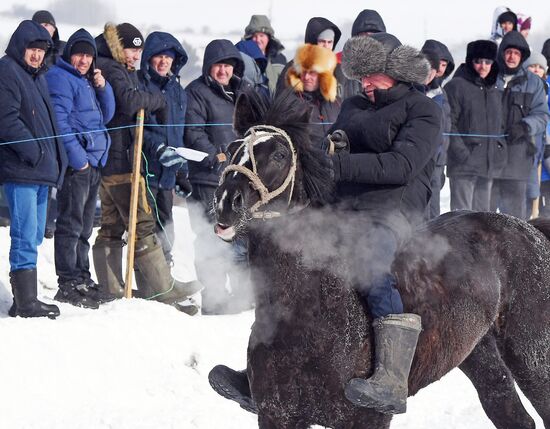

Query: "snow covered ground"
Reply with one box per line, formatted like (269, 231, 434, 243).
(0, 189, 545, 428)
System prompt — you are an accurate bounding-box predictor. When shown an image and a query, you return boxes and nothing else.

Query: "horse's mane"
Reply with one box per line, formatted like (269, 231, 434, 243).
(234, 89, 335, 204)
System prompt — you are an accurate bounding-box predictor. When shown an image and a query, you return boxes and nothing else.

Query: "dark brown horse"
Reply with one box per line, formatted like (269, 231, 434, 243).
(212, 91, 550, 429)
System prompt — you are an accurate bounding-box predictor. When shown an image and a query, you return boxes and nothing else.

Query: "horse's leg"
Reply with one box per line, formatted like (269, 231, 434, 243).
(498, 330, 550, 428)
(459, 332, 536, 429)
(257, 412, 309, 429)
(340, 411, 391, 429)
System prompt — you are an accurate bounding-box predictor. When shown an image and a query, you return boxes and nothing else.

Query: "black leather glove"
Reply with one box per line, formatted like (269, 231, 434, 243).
(508, 121, 530, 145)
(323, 130, 349, 154)
(175, 171, 193, 198)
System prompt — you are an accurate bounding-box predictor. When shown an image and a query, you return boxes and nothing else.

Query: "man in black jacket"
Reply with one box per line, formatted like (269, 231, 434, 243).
(208, 32, 441, 415)
(445, 40, 506, 211)
(185, 39, 251, 314)
(91, 23, 201, 310)
(330, 33, 441, 414)
(0, 20, 68, 318)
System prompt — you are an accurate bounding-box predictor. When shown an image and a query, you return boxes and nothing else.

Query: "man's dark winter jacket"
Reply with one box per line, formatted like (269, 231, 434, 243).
(291, 90, 341, 148)
(0, 20, 67, 187)
(139, 31, 188, 190)
(331, 84, 441, 227)
(95, 24, 166, 177)
(46, 28, 115, 170)
(185, 39, 248, 187)
(496, 31, 549, 180)
(445, 63, 506, 178)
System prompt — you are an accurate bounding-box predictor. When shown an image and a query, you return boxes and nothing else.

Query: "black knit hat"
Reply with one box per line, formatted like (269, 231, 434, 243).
(116, 23, 144, 49)
(27, 40, 49, 51)
(71, 41, 95, 57)
(32, 10, 56, 27)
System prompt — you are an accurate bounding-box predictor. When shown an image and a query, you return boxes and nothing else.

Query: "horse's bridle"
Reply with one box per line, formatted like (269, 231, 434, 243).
(219, 125, 297, 219)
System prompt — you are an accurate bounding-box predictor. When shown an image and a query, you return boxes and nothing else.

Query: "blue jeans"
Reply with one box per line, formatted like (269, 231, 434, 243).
(4, 183, 48, 271)
(348, 222, 404, 319)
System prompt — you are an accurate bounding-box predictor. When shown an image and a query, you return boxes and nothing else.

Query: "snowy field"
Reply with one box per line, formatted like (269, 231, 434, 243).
(0, 188, 545, 428)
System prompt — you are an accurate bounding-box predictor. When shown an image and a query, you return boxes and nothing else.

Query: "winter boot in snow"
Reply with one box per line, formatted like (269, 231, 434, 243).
(9, 269, 60, 319)
(92, 242, 125, 298)
(208, 365, 258, 414)
(54, 280, 100, 309)
(83, 279, 118, 304)
(345, 313, 421, 414)
(133, 235, 203, 305)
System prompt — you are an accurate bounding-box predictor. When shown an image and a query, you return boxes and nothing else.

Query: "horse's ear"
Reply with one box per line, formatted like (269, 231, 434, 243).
(233, 91, 264, 137)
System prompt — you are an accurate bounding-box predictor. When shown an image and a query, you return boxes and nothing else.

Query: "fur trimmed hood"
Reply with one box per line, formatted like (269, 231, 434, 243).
(342, 33, 430, 85)
(286, 44, 337, 101)
(96, 23, 126, 66)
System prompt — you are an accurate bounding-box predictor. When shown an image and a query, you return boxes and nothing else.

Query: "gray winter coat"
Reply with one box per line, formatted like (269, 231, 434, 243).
(496, 32, 550, 180)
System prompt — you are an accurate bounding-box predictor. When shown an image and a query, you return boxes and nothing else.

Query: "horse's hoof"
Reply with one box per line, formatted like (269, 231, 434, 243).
(208, 365, 258, 414)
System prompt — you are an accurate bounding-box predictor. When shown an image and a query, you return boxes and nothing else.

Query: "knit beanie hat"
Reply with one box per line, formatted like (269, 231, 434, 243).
(116, 23, 144, 49)
(32, 10, 56, 27)
(27, 40, 49, 51)
(71, 41, 95, 57)
(523, 52, 547, 71)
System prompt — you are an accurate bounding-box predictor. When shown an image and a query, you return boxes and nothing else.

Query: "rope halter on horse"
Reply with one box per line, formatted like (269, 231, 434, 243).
(219, 125, 297, 219)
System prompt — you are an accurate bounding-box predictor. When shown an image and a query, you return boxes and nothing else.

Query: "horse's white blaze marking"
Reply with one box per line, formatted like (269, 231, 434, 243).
(218, 190, 228, 211)
(232, 132, 273, 178)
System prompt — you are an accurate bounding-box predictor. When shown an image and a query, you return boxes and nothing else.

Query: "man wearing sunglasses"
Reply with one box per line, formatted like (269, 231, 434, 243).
(491, 31, 549, 219)
(445, 40, 505, 211)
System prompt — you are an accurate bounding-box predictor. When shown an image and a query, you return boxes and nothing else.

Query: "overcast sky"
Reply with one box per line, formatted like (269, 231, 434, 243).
(1, 0, 549, 55)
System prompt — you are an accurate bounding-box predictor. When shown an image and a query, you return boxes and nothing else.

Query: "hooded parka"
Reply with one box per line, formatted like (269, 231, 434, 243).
(185, 39, 248, 187)
(0, 20, 67, 188)
(138, 31, 189, 190)
(496, 31, 549, 180)
(46, 28, 115, 170)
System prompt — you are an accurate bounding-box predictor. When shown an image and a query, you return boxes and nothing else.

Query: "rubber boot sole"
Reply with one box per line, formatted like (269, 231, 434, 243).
(208, 365, 258, 414)
(344, 378, 406, 414)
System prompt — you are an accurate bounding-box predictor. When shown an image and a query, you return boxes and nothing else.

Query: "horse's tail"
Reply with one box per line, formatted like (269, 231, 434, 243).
(528, 217, 550, 241)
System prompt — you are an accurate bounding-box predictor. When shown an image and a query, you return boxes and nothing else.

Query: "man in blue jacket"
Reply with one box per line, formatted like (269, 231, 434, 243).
(46, 28, 116, 309)
(0, 20, 68, 318)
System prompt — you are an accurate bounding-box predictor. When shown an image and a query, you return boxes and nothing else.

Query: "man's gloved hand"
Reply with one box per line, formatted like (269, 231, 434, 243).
(156, 144, 186, 168)
(323, 130, 350, 155)
(213, 152, 228, 176)
(175, 171, 193, 198)
(508, 121, 530, 145)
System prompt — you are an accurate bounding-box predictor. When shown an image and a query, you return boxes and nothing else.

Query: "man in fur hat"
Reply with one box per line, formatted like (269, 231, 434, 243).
(91, 23, 201, 310)
(445, 40, 505, 212)
(207, 32, 442, 416)
(283, 43, 341, 147)
(329, 32, 442, 414)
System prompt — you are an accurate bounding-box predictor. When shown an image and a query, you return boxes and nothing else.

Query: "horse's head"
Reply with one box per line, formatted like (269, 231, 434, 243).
(214, 90, 334, 241)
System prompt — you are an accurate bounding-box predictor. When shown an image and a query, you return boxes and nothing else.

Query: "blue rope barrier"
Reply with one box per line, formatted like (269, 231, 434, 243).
(0, 122, 509, 148)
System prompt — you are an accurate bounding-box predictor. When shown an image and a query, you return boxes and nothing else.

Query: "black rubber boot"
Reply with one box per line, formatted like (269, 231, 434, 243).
(133, 235, 203, 307)
(9, 269, 60, 319)
(208, 365, 258, 414)
(92, 242, 125, 298)
(344, 313, 421, 414)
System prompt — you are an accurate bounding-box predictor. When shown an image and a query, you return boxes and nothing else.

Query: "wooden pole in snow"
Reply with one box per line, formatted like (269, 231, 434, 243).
(124, 108, 145, 298)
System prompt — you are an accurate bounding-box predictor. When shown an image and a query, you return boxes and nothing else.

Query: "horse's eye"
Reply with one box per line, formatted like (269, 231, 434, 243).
(273, 151, 286, 162)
